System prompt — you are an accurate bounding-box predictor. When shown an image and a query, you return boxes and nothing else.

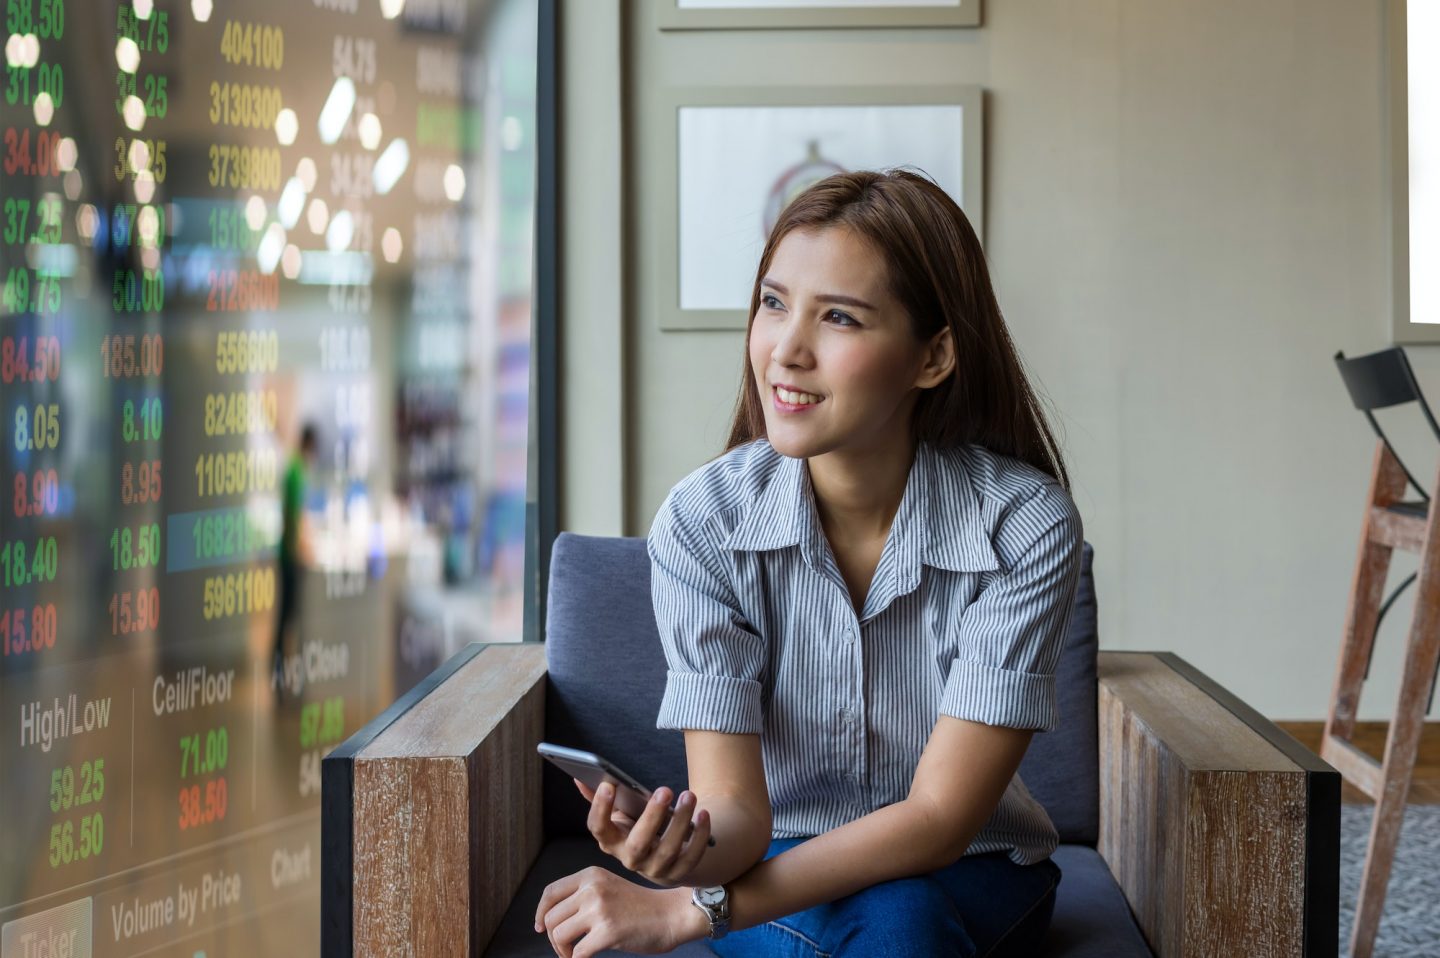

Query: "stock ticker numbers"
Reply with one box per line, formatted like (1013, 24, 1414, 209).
(0, 0, 509, 948)
(3, 0, 66, 682)
(178, 726, 229, 831)
(297, 696, 345, 798)
(4, 127, 63, 177)
(48, 758, 104, 870)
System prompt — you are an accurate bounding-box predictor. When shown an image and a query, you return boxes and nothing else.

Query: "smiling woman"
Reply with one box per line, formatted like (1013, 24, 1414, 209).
(540, 170, 1082, 958)
(728, 169, 1068, 488)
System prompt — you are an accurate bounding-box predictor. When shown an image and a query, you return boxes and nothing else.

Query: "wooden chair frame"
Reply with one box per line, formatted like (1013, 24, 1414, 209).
(322, 645, 1337, 957)
(1322, 442, 1440, 958)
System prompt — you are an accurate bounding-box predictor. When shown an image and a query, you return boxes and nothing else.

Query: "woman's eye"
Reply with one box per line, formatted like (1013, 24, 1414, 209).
(827, 310, 858, 327)
(760, 293, 782, 310)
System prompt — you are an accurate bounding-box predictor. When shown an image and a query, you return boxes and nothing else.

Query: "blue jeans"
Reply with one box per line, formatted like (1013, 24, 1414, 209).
(708, 837, 1061, 958)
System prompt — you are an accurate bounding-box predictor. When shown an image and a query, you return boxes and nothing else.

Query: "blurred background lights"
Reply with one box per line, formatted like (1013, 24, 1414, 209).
(133, 169, 155, 204)
(133, 0, 154, 18)
(76, 204, 99, 242)
(379, 0, 406, 19)
(244, 195, 268, 232)
(140, 246, 160, 271)
(122, 95, 146, 132)
(191, 0, 213, 21)
(137, 206, 160, 248)
(381, 227, 403, 264)
(278, 178, 306, 229)
(257, 223, 286, 275)
(317, 78, 357, 145)
(443, 164, 466, 202)
(18, 34, 39, 67)
(3, 34, 23, 67)
(358, 113, 382, 151)
(296, 157, 318, 193)
(501, 116, 523, 152)
(326, 210, 355, 253)
(56, 137, 77, 171)
(128, 139, 150, 173)
(372, 139, 409, 195)
(281, 244, 303, 280)
(115, 37, 140, 73)
(62, 169, 82, 202)
(32, 91, 53, 126)
(275, 108, 299, 146)
(306, 198, 329, 235)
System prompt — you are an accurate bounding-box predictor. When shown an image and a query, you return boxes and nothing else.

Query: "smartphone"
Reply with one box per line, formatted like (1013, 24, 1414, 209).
(537, 742, 716, 847)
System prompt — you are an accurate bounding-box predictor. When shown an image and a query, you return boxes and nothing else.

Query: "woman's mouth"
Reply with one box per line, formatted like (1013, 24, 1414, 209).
(772, 385, 823, 412)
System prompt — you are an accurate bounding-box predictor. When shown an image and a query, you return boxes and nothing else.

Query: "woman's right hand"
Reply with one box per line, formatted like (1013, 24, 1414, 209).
(574, 778, 713, 888)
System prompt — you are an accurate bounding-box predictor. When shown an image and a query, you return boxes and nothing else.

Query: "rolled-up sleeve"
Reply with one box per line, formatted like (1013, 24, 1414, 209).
(939, 484, 1083, 732)
(648, 494, 766, 734)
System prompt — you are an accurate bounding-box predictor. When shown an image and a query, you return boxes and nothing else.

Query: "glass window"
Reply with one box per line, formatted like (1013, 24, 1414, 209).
(0, 0, 546, 950)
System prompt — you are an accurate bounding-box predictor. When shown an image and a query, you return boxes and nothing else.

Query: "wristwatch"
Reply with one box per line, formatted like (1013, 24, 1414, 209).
(690, 885, 731, 940)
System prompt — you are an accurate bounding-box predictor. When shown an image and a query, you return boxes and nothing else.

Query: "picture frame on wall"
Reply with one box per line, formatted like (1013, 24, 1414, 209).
(654, 84, 984, 331)
(1388, 0, 1440, 343)
(657, 0, 981, 31)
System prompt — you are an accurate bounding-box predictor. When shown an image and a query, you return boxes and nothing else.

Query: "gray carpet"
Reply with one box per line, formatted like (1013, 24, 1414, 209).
(1339, 802, 1440, 956)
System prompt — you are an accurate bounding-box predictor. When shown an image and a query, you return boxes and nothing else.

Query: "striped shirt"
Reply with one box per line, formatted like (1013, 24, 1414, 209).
(648, 437, 1083, 866)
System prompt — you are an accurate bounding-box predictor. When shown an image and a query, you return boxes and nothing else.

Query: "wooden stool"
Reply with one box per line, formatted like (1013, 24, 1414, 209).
(1324, 347, 1440, 958)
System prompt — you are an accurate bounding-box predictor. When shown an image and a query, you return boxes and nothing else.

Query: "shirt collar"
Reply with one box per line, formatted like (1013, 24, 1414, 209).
(720, 449, 818, 559)
(917, 443, 1002, 575)
(721, 441, 1000, 580)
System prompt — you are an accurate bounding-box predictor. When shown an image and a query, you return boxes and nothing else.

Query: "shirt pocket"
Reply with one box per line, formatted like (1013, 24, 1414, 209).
(923, 568, 985, 680)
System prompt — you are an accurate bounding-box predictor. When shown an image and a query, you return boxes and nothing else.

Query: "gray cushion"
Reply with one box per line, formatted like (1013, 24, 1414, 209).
(544, 534, 1101, 846)
(484, 840, 1153, 958)
(542, 534, 691, 839)
(1043, 845, 1154, 957)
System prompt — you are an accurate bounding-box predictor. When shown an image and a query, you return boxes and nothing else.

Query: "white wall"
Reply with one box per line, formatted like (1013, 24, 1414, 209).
(560, 0, 627, 535)
(563, 0, 1439, 721)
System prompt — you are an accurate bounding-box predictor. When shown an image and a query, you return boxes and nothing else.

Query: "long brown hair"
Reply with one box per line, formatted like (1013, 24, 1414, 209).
(724, 168, 1070, 490)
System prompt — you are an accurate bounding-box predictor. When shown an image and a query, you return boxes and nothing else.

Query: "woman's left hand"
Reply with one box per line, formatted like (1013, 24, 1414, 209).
(533, 866, 705, 958)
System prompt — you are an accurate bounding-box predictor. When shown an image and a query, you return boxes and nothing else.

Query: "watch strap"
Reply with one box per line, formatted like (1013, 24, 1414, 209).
(690, 885, 731, 940)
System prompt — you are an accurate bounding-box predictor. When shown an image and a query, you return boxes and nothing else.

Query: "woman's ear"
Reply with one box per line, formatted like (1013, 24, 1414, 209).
(914, 328, 956, 390)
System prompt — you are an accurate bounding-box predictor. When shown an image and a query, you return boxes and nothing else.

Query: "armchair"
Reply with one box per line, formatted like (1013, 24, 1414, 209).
(323, 534, 1339, 957)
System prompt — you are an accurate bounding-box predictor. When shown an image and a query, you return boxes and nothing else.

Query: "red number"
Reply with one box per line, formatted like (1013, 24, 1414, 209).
(15, 470, 61, 517)
(1, 603, 57, 655)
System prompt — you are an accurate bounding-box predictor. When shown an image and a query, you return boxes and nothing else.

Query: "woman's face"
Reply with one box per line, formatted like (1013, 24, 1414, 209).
(748, 225, 952, 461)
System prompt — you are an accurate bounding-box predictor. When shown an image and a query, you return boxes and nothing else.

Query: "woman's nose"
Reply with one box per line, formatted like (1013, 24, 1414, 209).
(771, 317, 813, 368)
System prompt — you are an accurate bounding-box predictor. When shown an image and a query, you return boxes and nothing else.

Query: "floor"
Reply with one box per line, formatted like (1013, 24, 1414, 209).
(1275, 721, 1440, 805)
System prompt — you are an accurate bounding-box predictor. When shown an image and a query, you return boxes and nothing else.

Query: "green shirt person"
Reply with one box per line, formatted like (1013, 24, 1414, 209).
(272, 424, 318, 693)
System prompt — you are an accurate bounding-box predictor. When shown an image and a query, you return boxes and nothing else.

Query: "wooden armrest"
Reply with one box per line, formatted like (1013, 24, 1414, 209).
(1097, 651, 1339, 958)
(322, 642, 548, 957)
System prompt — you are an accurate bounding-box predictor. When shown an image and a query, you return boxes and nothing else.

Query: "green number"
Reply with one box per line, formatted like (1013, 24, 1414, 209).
(39, 0, 62, 39)
(144, 73, 166, 118)
(4, 198, 29, 244)
(7, 0, 32, 34)
(5, 66, 29, 107)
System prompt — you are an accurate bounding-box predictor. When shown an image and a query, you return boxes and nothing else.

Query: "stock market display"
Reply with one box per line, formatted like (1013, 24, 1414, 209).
(0, 0, 538, 953)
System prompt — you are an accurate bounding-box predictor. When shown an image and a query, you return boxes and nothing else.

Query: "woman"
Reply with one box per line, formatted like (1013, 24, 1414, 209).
(535, 169, 1082, 957)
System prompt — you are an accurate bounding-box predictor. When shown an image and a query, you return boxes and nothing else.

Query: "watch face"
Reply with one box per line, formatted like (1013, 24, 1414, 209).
(696, 886, 726, 907)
